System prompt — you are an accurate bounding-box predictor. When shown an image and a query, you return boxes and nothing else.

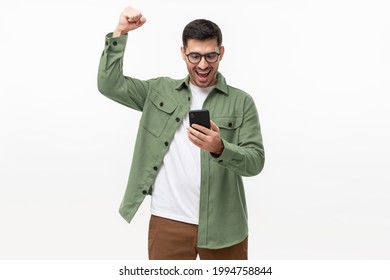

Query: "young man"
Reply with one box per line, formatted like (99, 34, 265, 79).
(98, 6, 265, 260)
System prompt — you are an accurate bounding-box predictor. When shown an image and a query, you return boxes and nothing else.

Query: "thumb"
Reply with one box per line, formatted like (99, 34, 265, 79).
(210, 120, 219, 132)
(136, 16, 147, 27)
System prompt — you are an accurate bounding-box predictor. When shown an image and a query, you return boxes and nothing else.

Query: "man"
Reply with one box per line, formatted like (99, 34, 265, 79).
(98, 6, 265, 260)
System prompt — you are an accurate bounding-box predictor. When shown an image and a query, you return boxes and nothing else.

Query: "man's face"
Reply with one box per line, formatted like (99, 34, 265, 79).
(181, 38, 224, 88)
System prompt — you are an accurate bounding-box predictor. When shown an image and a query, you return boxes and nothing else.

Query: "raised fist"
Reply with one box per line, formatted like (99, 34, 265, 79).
(113, 7, 146, 37)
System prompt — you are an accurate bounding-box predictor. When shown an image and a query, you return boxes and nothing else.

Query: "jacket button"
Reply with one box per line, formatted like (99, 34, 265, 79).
(153, 166, 158, 171)
(112, 41, 118, 46)
(164, 141, 169, 146)
(218, 160, 223, 163)
(142, 190, 148, 195)
(175, 117, 180, 122)
(160, 102, 164, 107)
(228, 122, 233, 127)
(188, 97, 191, 101)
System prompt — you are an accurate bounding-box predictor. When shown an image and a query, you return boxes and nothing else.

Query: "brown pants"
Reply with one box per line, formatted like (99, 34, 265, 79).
(148, 215, 248, 260)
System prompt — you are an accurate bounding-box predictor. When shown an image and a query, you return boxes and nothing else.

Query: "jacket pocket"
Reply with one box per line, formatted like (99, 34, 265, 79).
(140, 91, 177, 137)
(214, 116, 243, 143)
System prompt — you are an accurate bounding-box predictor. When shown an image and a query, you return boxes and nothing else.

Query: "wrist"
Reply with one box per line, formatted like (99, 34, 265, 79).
(113, 28, 128, 38)
(212, 139, 224, 157)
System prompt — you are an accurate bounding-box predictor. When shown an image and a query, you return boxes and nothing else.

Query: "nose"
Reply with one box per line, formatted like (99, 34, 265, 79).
(197, 56, 209, 69)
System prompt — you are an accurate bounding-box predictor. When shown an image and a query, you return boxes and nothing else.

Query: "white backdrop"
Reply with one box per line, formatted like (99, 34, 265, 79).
(1, 0, 389, 260)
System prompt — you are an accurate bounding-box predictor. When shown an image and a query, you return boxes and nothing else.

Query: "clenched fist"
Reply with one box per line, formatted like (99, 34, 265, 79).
(113, 7, 146, 37)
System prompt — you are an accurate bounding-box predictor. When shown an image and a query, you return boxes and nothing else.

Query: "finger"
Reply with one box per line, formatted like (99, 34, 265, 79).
(210, 120, 220, 132)
(187, 129, 204, 148)
(123, 8, 143, 22)
(135, 16, 147, 27)
(188, 126, 205, 140)
(126, 14, 142, 24)
(191, 124, 211, 135)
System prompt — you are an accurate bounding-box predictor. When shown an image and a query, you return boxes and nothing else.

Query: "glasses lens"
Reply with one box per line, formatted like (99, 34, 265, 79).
(205, 53, 219, 63)
(188, 53, 201, 63)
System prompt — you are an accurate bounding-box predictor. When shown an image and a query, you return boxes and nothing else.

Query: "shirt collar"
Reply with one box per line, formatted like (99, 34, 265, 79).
(175, 72, 229, 96)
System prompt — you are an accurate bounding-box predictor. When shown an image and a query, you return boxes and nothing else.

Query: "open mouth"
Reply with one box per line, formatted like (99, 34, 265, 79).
(195, 70, 211, 80)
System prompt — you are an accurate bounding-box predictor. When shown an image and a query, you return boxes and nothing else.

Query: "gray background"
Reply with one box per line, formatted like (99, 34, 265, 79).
(1, 0, 389, 259)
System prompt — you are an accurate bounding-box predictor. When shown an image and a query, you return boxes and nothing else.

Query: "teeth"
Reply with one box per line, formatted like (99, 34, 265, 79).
(197, 71, 209, 76)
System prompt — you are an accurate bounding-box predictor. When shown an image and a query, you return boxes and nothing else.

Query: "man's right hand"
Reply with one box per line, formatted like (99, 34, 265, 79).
(113, 7, 146, 38)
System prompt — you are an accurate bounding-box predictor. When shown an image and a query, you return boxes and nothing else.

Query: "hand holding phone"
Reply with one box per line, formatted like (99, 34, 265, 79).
(187, 110, 224, 155)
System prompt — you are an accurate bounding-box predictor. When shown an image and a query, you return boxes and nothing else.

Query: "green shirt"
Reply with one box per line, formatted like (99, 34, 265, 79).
(97, 33, 265, 249)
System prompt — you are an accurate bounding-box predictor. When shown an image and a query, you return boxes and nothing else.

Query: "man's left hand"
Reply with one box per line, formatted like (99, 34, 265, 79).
(187, 120, 224, 156)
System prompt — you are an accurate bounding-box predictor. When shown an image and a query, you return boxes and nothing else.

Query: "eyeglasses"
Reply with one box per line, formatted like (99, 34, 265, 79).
(185, 51, 221, 64)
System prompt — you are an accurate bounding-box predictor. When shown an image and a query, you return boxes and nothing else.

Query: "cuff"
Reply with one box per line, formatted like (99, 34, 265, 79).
(104, 32, 128, 52)
(210, 139, 234, 165)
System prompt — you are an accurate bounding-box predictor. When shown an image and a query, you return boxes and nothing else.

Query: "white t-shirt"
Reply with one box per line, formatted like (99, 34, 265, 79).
(151, 83, 213, 225)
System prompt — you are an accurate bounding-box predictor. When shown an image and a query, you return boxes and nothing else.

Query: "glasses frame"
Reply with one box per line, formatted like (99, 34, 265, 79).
(185, 49, 221, 64)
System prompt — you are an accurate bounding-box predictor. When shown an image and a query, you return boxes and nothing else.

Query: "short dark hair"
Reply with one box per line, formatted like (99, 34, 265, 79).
(182, 19, 222, 48)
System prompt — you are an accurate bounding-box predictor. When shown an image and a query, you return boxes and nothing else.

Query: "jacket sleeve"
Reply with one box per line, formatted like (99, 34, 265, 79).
(212, 96, 265, 177)
(97, 33, 149, 111)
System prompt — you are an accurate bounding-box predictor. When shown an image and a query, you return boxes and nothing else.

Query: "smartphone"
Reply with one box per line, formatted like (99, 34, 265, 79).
(189, 109, 211, 130)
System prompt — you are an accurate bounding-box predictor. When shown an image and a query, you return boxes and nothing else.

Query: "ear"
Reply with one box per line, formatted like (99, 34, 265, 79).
(218, 46, 225, 62)
(180, 46, 186, 61)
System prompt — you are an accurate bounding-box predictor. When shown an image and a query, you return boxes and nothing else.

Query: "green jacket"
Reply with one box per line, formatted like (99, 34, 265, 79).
(97, 33, 265, 249)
